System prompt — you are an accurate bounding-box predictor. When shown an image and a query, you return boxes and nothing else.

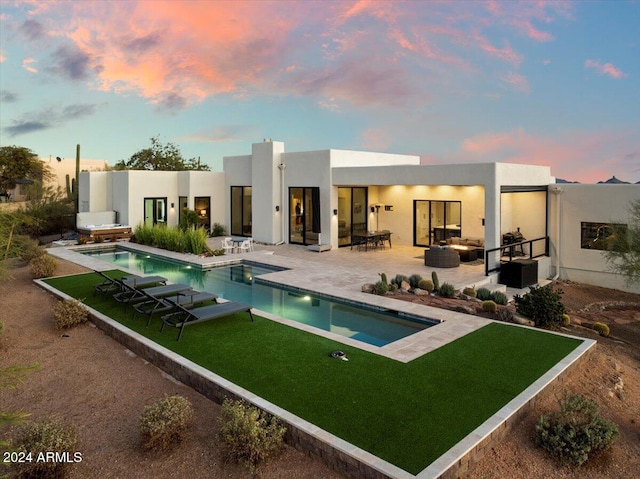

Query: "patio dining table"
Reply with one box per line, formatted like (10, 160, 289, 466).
(351, 230, 392, 251)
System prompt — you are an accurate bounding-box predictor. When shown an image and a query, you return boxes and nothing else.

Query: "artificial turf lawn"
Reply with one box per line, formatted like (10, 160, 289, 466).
(45, 271, 583, 474)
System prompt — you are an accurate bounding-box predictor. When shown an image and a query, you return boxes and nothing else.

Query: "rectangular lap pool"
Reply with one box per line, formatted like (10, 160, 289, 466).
(82, 248, 438, 346)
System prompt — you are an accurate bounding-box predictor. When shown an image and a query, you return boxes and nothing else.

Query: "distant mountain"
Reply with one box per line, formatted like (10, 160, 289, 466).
(598, 176, 631, 184)
(556, 178, 580, 184)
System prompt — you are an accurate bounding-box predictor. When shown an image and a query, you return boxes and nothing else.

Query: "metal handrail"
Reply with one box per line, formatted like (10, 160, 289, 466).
(484, 236, 549, 276)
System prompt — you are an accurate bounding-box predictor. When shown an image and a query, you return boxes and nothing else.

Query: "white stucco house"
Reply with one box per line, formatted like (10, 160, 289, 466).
(79, 140, 639, 293)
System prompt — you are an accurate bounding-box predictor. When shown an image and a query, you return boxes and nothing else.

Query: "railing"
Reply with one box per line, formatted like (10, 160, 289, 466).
(485, 236, 549, 276)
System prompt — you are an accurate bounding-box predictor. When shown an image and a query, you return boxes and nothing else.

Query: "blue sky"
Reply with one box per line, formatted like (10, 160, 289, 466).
(1, 0, 639, 183)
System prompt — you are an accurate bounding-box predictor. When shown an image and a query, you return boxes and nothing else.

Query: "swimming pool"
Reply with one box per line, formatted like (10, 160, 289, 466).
(82, 248, 437, 346)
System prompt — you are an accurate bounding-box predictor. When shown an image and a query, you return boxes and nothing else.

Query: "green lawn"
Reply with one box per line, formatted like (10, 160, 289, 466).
(45, 271, 582, 474)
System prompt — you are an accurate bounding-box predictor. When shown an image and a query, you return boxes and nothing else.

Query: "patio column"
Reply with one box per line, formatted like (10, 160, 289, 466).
(484, 180, 501, 273)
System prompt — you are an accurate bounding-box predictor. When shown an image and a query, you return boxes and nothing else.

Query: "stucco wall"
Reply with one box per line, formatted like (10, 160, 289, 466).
(548, 184, 639, 293)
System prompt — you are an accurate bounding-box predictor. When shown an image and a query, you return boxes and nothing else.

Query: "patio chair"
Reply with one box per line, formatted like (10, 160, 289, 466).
(113, 282, 192, 310)
(132, 289, 218, 326)
(237, 239, 252, 253)
(160, 300, 254, 341)
(221, 237, 235, 254)
(93, 271, 167, 299)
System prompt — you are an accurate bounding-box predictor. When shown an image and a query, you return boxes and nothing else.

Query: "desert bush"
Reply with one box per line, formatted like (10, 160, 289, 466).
(30, 254, 57, 278)
(476, 287, 492, 301)
(408, 274, 422, 289)
(388, 283, 398, 293)
(378, 272, 388, 285)
(391, 274, 409, 287)
(514, 285, 565, 328)
(179, 208, 200, 231)
(562, 314, 571, 327)
(491, 291, 508, 305)
(481, 300, 497, 313)
(13, 235, 43, 262)
(438, 282, 455, 298)
(218, 398, 286, 473)
(12, 417, 79, 479)
(418, 279, 434, 292)
(592, 322, 610, 337)
(536, 392, 618, 466)
(139, 395, 194, 451)
(52, 299, 88, 330)
(496, 308, 514, 322)
(462, 286, 476, 298)
(184, 227, 210, 255)
(210, 248, 226, 256)
(211, 222, 227, 237)
(133, 222, 154, 245)
(373, 280, 388, 295)
(431, 271, 440, 291)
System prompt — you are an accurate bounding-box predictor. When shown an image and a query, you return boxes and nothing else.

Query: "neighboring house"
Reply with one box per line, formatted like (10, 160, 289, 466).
(8, 157, 108, 202)
(79, 140, 640, 293)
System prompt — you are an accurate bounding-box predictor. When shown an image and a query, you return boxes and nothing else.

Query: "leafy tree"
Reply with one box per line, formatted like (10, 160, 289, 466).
(603, 199, 640, 287)
(0, 146, 52, 193)
(113, 136, 210, 171)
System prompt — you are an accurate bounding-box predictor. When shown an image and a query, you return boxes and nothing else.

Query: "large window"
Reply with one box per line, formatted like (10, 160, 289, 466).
(144, 197, 167, 226)
(195, 196, 210, 231)
(581, 222, 626, 250)
(231, 187, 252, 236)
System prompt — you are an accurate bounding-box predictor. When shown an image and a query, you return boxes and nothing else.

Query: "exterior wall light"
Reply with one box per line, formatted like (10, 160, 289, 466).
(333, 209, 338, 216)
(275, 205, 280, 212)
(170, 203, 175, 208)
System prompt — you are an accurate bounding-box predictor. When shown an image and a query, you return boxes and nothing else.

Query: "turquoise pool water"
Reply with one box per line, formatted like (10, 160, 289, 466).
(82, 248, 436, 346)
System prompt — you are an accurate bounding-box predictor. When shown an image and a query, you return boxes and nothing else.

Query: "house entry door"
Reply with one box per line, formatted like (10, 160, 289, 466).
(144, 198, 167, 226)
(289, 187, 320, 245)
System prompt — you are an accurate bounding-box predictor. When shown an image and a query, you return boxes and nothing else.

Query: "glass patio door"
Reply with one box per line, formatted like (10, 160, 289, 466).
(144, 198, 167, 226)
(289, 187, 320, 245)
(414, 200, 461, 246)
(231, 186, 252, 236)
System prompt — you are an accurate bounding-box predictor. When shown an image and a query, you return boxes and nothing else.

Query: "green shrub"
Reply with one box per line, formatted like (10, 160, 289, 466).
(179, 208, 200, 231)
(392, 274, 409, 286)
(536, 392, 618, 466)
(491, 291, 508, 305)
(133, 222, 154, 245)
(431, 271, 439, 291)
(514, 285, 565, 328)
(140, 395, 194, 451)
(30, 254, 57, 278)
(12, 417, 79, 479)
(218, 398, 286, 473)
(378, 272, 388, 285)
(210, 248, 226, 256)
(373, 280, 389, 295)
(418, 279, 434, 292)
(476, 287, 492, 301)
(388, 283, 398, 293)
(211, 222, 227, 237)
(438, 282, 455, 298)
(462, 286, 476, 297)
(481, 300, 497, 313)
(562, 314, 571, 327)
(408, 274, 422, 289)
(593, 322, 610, 337)
(52, 299, 88, 330)
(184, 227, 210, 255)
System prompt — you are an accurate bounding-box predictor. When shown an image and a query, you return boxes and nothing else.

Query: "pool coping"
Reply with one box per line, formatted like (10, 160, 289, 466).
(42, 245, 597, 478)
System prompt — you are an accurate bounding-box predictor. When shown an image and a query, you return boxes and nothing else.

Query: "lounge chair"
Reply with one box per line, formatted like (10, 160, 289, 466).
(160, 300, 254, 340)
(132, 289, 218, 326)
(113, 282, 191, 309)
(93, 271, 167, 298)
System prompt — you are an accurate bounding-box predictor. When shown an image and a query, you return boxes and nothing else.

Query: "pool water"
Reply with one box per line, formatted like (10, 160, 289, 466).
(83, 249, 435, 346)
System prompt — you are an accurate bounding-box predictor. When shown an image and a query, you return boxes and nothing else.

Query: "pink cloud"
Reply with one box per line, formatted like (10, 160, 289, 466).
(22, 57, 37, 73)
(585, 59, 627, 79)
(0, 51, 5, 63)
(459, 128, 639, 183)
(360, 128, 391, 151)
(501, 71, 529, 92)
(473, 34, 523, 66)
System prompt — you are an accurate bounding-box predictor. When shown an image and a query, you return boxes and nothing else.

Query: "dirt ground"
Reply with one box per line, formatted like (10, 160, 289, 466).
(1, 259, 639, 478)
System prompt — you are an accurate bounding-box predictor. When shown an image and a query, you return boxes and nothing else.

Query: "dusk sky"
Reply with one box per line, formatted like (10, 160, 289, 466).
(1, 0, 639, 183)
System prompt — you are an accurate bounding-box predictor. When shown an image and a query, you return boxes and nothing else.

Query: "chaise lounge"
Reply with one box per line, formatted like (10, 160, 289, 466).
(93, 271, 167, 298)
(160, 300, 254, 341)
(132, 289, 218, 326)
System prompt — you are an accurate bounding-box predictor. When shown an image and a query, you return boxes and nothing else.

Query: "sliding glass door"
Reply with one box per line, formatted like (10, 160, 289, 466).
(289, 187, 320, 245)
(414, 200, 461, 246)
(230, 186, 252, 236)
(337, 187, 368, 247)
